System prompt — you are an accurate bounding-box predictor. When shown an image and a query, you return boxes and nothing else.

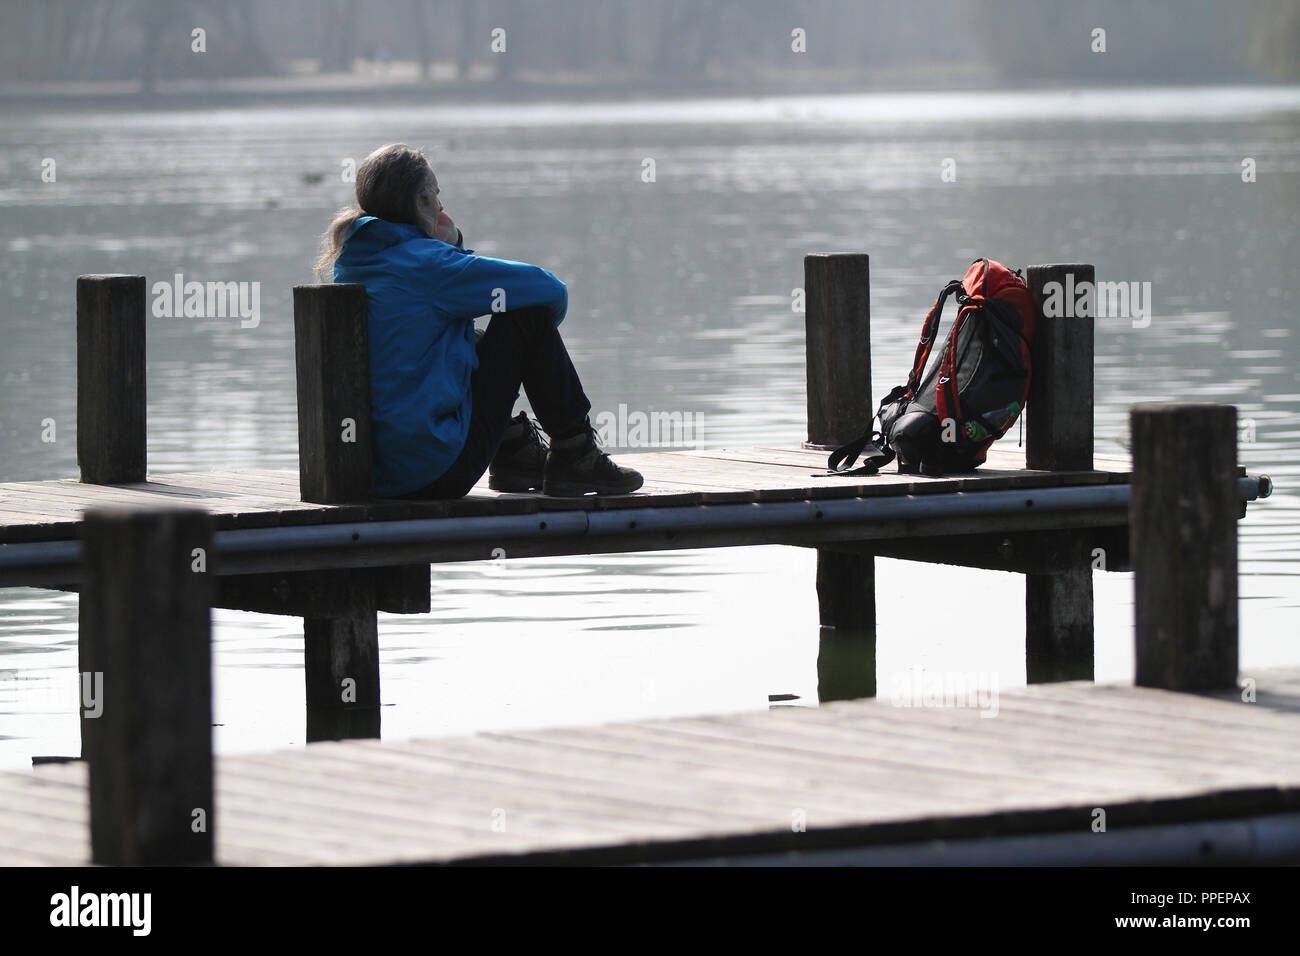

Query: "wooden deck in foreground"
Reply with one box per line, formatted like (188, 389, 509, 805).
(4, 670, 1299, 866)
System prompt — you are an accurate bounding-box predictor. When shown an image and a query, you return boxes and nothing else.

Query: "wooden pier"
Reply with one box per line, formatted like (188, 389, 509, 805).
(0, 257, 1280, 865)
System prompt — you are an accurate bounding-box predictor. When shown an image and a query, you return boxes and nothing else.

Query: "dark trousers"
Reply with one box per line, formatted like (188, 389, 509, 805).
(406, 307, 591, 499)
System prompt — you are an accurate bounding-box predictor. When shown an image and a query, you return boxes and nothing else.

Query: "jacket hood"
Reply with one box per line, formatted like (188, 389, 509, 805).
(346, 215, 426, 246)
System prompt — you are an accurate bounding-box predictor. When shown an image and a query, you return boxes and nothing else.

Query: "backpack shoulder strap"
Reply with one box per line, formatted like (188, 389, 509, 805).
(905, 279, 963, 399)
(826, 429, 895, 475)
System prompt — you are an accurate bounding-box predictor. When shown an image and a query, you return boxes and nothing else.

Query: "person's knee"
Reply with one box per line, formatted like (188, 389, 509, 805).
(506, 305, 552, 323)
(483, 306, 553, 353)
(487, 305, 551, 333)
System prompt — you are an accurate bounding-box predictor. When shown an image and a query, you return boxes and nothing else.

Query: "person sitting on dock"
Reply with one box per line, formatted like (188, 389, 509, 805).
(313, 143, 643, 498)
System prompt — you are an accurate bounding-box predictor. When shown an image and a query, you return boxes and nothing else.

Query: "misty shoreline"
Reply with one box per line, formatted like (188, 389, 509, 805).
(4, 66, 1289, 115)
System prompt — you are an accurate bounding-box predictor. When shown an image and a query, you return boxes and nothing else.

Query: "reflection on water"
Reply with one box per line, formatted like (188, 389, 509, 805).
(1, 88, 1297, 767)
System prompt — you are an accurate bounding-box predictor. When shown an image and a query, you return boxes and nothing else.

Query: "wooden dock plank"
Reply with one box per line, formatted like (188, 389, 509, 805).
(534, 716, 1152, 801)
(225, 749, 726, 838)
(802, 691, 1300, 767)
(0, 445, 1140, 545)
(1, 670, 1296, 867)
(677, 704, 1296, 793)
(360, 735, 922, 819)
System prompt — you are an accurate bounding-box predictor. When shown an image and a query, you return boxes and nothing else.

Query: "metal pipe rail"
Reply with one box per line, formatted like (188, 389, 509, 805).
(0, 475, 1272, 588)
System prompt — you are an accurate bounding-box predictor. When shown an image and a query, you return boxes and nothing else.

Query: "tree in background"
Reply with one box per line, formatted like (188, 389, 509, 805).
(1247, 0, 1300, 80)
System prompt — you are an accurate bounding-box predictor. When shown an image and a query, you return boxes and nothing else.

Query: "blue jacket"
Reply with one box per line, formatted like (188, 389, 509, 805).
(334, 216, 567, 497)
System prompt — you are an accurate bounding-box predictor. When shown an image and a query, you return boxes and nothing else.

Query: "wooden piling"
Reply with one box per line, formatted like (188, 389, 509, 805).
(1132, 404, 1239, 690)
(805, 254, 875, 632)
(804, 254, 872, 449)
(304, 570, 381, 742)
(815, 550, 875, 632)
(293, 283, 387, 737)
(1024, 264, 1096, 682)
(294, 283, 373, 504)
(77, 275, 146, 484)
(81, 508, 214, 865)
(1026, 264, 1094, 472)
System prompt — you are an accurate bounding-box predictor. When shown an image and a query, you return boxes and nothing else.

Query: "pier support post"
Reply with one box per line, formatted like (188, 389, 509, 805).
(1131, 404, 1238, 690)
(294, 283, 373, 504)
(77, 274, 147, 484)
(1024, 264, 1095, 682)
(805, 253, 875, 633)
(81, 508, 214, 865)
(293, 284, 385, 739)
(304, 572, 381, 741)
(815, 551, 875, 632)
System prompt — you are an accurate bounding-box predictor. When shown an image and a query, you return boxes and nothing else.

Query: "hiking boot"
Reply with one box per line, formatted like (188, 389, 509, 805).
(543, 420, 644, 496)
(488, 412, 548, 492)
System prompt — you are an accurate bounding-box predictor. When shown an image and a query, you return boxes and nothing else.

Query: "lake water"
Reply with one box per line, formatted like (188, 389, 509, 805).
(1, 86, 1298, 769)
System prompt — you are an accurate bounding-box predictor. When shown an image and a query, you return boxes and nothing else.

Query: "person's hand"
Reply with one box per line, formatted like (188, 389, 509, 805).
(434, 208, 460, 245)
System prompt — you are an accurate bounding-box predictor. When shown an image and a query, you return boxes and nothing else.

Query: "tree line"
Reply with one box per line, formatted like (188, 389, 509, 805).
(1, 0, 1295, 90)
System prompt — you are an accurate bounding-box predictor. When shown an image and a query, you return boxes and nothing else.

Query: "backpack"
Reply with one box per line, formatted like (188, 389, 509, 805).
(828, 258, 1036, 476)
